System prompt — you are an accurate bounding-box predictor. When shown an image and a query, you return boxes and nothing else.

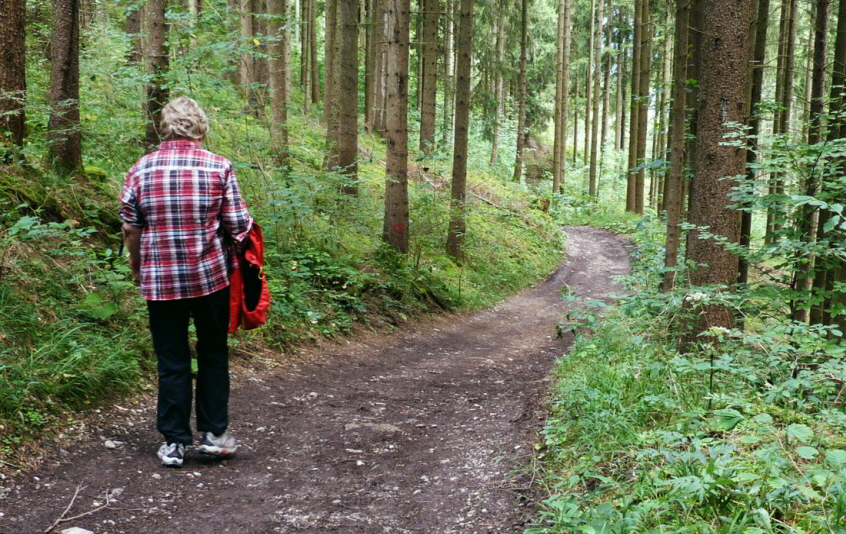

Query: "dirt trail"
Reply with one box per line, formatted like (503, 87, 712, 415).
(0, 227, 630, 534)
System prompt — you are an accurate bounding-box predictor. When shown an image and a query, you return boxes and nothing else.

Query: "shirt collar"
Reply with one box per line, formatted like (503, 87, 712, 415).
(158, 140, 203, 150)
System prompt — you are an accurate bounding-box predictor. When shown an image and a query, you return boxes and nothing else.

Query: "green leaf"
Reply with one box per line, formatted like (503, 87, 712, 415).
(796, 446, 819, 460)
(823, 215, 841, 233)
(753, 413, 773, 425)
(787, 423, 814, 444)
(87, 301, 118, 320)
(825, 449, 846, 467)
(799, 485, 823, 500)
(715, 408, 744, 431)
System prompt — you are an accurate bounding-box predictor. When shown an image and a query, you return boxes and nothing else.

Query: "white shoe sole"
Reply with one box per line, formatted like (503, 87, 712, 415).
(197, 444, 236, 456)
(159, 455, 183, 467)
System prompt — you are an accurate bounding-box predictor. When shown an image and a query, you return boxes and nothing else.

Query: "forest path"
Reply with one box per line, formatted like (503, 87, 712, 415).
(1, 227, 630, 534)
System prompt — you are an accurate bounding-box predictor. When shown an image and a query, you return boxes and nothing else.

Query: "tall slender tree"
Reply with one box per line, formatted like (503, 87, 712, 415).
(48, 0, 83, 172)
(552, 0, 571, 194)
(418, 0, 438, 153)
(685, 0, 753, 335)
(446, 0, 473, 259)
(634, 0, 651, 214)
(0, 0, 26, 153)
(512, 0, 528, 182)
(383, 0, 410, 252)
(738, 0, 770, 285)
(588, 0, 604, 199)
(268, 0, 289, 163)
(337, 0, 359, 193)
(144, 0, 169, 150)
(489, 0, 507, 165)
(441, 0, 454, 145)
(662, 0, 688, 291)
(626, 0, 642, 212)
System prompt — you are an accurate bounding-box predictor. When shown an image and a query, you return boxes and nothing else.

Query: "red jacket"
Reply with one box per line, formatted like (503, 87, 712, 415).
(229, 223, 270, 334)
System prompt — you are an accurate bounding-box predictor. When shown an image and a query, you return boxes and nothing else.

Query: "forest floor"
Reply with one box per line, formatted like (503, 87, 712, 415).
(0, 226, 630, 534)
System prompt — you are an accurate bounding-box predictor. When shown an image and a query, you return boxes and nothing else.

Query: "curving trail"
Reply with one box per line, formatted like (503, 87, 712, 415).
(0, 227, 630, 534)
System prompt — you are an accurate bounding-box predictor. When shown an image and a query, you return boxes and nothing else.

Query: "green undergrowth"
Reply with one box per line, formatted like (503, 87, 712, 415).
(531, 216, 846, 533)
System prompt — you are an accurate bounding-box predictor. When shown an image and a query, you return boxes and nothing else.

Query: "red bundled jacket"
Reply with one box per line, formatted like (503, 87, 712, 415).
(229, 223, 270, 334)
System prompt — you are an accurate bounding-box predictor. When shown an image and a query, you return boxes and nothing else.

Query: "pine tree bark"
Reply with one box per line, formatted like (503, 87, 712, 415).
(738, 0, 770, 285)
(418, 0, 437, 153)
(144, 0, 169, 150)
(323, 0, 338, 127)
(441, 0, 454, 145)
(309, 0, 319, 103)
(126, 1, 144, 64)
(490, 0, 507, 165)
(684, 0, 753, 336)
(383, 0, 410, 252)
(302, 0, 312, 113)
(626, 0, 642, 212)
(268, 0, 289, 163)
(790, 0, 828, 323)
(601, 14, 611, 158)
(812, 0, 846, 326)
(584, 0, 595, 168)
(337, 0, 359, 193)
(615, 20, 624, 152)
(588, 0, 603, 198)
(634, 0, 651, 214)
(446, 0, 472, 259)
(239, 0, 255, 98)
(552, 0, 571, 193)
(512, 0, 528, 182)
(1, 0, 26, 152)
(662, 0, 688, 291)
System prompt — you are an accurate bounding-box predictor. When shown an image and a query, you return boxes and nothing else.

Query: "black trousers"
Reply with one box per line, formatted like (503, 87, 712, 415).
(147, 287, 231, 445)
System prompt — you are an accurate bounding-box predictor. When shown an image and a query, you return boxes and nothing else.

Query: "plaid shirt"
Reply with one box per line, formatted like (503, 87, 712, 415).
(120, 140, 253, 301)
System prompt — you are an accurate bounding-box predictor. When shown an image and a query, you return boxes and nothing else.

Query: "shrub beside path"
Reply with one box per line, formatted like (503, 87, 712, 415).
(0, 226, 630, 534)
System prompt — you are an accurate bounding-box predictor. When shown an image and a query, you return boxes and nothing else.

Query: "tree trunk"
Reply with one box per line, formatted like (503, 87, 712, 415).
(490, 0, 507, 165)
(337, 0, 359, 193)
(383, 0, 410, 252)
(239, 0, 255, 102)
(418, 0, 437, 153)
(738, 0, 770, 285)
(441, 0, 454, 145)
(512, 0, 528, 183)
(268, 0, 289, 163)
(552, 0, 571, 194)
(446, 0, 472, 259)
(601, 13, 611, 160)
(0, 0, 26, 152)
(143, 0, 169, 150)
(626, 0, 642, 212)
(662, 0, 688, 291)
(126, 1, 144, 64)
(584, 0, 595, 168)
(48, 0, 83, 171)
(635, 0, 651, 215)
(302, 0, 312, 113)
(588, 0, 603, 199)
(323, 0, 338, 126)
(793, 0, 830, 323)
(684, 0, 753, 336)
(573, 70, 579, 164)
(615, 19, 624, 152)
(309, 0, 319, 104)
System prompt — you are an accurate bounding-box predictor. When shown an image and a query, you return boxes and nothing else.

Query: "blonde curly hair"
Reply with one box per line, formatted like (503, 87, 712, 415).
(160, 97, 209, 141)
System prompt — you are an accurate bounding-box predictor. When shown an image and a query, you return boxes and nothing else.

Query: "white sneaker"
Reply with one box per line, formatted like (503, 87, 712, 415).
(157, 442, 185, 467)
(196, 431, 238, 456)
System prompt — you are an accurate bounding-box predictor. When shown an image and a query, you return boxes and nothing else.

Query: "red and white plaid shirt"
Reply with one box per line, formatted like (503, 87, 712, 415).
(120, 140, 253, 301)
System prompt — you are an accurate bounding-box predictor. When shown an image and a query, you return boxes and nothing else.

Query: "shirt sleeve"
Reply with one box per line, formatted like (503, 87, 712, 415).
(221, 164, 253, 242)
(119, 168, 145, 228)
